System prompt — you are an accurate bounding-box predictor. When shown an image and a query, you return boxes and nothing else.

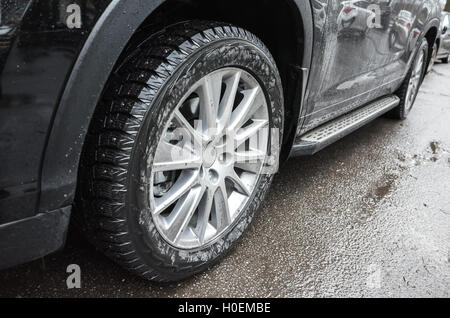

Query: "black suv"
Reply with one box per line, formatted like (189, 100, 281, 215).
(0, 0, 442, 281)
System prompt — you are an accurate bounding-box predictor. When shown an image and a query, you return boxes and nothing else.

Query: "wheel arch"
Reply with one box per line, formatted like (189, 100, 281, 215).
(39, 0, 313, 212)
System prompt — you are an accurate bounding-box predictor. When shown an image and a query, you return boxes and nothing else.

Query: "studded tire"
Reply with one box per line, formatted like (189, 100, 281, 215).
(75, 20, 284, 282)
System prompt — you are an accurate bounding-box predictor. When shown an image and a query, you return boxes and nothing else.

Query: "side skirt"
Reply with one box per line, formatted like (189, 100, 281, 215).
(290, 95, 400, 157)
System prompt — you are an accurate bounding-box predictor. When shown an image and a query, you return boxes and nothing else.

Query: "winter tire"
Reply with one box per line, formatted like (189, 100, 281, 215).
(76, 21, 284, 282)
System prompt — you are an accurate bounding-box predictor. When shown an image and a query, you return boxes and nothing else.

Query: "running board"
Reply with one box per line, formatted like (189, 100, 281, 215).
(290, 95, 400, 157)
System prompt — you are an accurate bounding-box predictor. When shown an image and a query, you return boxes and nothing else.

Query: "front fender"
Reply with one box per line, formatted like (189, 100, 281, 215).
(39, 0, 166, 212)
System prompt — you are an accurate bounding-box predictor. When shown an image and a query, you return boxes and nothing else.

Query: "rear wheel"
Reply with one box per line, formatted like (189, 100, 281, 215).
(76, 21, 283, 282)
(442, 55, 449, 64)
(388, 38, 428, 120)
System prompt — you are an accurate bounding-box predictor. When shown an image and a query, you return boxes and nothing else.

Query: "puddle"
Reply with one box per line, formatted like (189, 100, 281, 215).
(358, 173, 399, 223)
(367, 173, 398, 203)
(373, 174, 398, 201)
(357, 140, 450, 223)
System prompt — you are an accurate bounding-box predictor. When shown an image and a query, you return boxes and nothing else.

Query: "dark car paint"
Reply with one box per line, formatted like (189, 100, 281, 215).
(0, 0, 441, 268)
(299, 0, 441, 135)
(0, 0, 110, 224)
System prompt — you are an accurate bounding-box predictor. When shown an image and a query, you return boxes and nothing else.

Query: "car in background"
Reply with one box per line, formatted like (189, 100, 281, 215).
(429, 11, 449, 72)
(437, 11, 450, 63)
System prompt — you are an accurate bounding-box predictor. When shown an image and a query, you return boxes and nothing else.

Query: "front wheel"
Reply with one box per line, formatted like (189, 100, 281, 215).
(388, 38, 429, 120)
(76, 21, 284, 282)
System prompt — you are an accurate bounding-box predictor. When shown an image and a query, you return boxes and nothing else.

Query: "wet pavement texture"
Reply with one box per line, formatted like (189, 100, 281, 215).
(1, 62, 450, 298)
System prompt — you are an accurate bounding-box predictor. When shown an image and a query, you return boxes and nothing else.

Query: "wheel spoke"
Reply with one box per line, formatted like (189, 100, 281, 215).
(235, 119, 269, 149)
(227, 171, 251, 196)
(199, 72, 223, 132)
(218, 71, 241, 132)
(153, 141, 201, 172)
(165, 185, 206, 243)
(415, 54, 424, 74)
(235, 149, 266, 163)
(228, 87, 264, 131)
(196, 188, 215, 244)
(153, 157, 202, 172)
(174, 110, 204, 148)
(234, 150, 265, 175)
(154, 171, 199, 215)
(215, 180, 231, 231)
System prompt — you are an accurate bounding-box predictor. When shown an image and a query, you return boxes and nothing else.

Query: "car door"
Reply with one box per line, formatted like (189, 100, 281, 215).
(380, 0, 430, 86)
(302, 0, 389, 132)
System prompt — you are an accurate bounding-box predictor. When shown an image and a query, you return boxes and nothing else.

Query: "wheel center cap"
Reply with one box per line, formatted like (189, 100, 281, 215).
(203, 144, 217, 168)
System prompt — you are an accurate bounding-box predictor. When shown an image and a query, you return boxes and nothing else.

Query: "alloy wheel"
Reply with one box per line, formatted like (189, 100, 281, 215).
(405, 49, 425, 112)
(150, 68, 270, 249)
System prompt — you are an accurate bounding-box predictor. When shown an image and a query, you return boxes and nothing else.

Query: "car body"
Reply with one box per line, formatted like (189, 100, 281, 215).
(437, 11, 450, 62)
(390, 9, 416, 49)
(0, 0, 442, 277)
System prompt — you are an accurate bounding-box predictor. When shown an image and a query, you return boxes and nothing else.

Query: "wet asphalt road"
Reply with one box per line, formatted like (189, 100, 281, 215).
(1, 62, 450, 298)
